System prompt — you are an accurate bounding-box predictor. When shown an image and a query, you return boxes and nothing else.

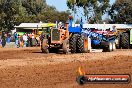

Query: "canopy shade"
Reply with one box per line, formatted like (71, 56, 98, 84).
(41, 23, 56, 28)
(14, 23, 56, 29)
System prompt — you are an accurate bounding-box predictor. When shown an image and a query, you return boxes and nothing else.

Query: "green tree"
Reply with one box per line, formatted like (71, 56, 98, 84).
(108, 0, 132, 23)
(0, 0, 70, 31)
(67, 0, 110, 23)
(0, 0, 18, 31)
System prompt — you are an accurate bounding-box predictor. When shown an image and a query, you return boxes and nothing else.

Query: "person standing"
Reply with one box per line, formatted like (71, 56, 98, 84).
(29, 33, 32, 47)
(14, 32, 19, 48)
(27, 33, 30, 47)
(1, 32, 6, 48)
(23, 33, 28, 47)
(39, 32, 45, 47)
(20, 35, 23, 47)
(32, 33, 35, 47)
(7, 33, 11, 43)
(6, 33, 11, 48)
(0, 35, 2, 47)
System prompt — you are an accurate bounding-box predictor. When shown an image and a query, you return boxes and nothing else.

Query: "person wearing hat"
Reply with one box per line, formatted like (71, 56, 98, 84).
(112, 25, 117, 35)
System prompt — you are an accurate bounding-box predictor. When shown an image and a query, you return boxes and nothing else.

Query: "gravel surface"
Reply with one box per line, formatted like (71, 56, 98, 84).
(0, 47, 132, 88)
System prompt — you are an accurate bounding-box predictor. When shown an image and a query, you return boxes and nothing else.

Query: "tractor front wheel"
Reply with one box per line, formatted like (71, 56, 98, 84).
(112, 42, 116, 51)
(41, 39, 49, 53)
(108, 42, 113, 52)
(63, 38, 70, 54)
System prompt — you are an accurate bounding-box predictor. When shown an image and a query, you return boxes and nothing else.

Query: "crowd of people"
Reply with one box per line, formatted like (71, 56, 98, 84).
(0, 32, 43, 48)
(0, 32, 11, 47)
(13, 32, 40, 48)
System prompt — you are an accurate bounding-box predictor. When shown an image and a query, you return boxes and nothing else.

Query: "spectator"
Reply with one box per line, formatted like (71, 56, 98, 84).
(7, 33, 11, 43)
(39, 32, 45, 41)
(0, 35, 2, 47)
(27, 34, 30, 47)
(23, 33, 28, 47)
(112, 25, 117, 32)
(18, 34, 21, 47)
(39, 32, 45, 47)
(6, 33, 11, 47)
(29, 33, 32, 47)
(32, 33, 36, 46)
(20, 35, 24, 47)
(1, 32, 6, 48)
(14, 32, 19, 48)
(36, 35, 40, 46)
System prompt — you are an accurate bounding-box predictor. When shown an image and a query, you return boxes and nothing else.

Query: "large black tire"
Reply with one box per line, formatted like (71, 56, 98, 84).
(63, 38, 70, 54)
(116, 34, 121, 49)
(112, 42, 116, 51)
(70, 34, 79, 53)
(108, 42, 113, 52)
(49, 48, 58, 53)
(77, 34, 88, 53)
(32, 38, 37, 46)
(121, 33, 129, 49)
(103, 42, 113, 52)
(41, 39, 49, 53)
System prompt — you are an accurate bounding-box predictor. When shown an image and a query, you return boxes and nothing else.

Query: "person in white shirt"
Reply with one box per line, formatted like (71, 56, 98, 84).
(112, 25, 117, 32)
(32, 33, 34, 39)
(23, 33, 28, 47)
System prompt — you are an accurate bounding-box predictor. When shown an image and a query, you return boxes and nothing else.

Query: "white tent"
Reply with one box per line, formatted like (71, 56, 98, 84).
(14, 23, 56, 29)
(74, 24, 132, 30)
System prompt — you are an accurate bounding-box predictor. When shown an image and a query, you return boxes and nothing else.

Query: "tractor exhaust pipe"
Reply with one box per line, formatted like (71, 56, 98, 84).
(65, 22, 69, 38)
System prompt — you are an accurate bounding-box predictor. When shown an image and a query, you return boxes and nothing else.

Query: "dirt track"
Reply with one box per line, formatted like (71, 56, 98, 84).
(0, 47, 132, 88)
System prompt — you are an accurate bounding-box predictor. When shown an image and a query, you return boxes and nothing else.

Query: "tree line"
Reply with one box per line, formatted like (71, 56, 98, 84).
(0, 0, 70, 31)
(67, 0, 132, 24)
(0, 0, 132, 32)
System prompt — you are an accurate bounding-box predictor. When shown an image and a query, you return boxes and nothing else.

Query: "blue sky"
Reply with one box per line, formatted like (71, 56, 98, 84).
(46, 0, 115, 11)
(46, 0, 68, 11)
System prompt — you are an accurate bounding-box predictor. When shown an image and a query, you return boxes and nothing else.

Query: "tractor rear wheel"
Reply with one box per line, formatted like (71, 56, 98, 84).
(41, 39, 49, 53)
(63, 38, 70, 54)
(77, 34, 88, 53)
(70, 34, 79, 53)
(121, 32, 129, 49)
(49, 48, 59, 53)
(116, 33, 121, 49)
(112, 42, 116, 51)
(108, 42, 113, 52)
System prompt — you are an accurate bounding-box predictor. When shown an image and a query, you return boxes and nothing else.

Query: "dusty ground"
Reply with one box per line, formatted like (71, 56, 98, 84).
(0, 47, 132, 88)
